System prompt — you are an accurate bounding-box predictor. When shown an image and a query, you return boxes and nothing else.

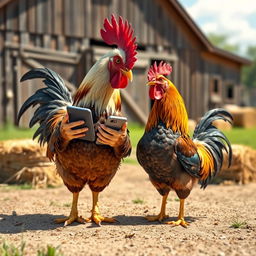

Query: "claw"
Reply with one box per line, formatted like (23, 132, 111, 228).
(165, 218, 189, 228)
(145, 214, 169, 222)
(54, 215, 85, 226)
(86, 214, 116, 226)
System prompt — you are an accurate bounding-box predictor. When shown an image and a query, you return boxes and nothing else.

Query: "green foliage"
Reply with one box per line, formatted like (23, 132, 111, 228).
(230, 219, 247, 229)
(207, 33, 239, 54)
(37, 245, 63, 256)
(0, 241, 63, 256)
(242, 46, 256, 88)
(132, 198, 144, 204)
(0, 241, 25, 256)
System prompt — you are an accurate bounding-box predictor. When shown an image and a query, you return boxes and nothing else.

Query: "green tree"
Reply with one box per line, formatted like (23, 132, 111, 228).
(242, 46, 256, 88)
(207, 33, 240, 54)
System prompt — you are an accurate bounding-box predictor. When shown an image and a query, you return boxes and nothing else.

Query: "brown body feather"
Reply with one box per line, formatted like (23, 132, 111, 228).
(56, 140, 124, 193)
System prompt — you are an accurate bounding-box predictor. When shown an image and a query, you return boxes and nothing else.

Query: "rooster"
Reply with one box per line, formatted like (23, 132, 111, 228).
(136, 62, 232, 227)
(18, 15, 137, 226)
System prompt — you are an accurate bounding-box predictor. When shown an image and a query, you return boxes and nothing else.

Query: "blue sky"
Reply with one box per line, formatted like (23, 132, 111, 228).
(179, 0, 256, 56)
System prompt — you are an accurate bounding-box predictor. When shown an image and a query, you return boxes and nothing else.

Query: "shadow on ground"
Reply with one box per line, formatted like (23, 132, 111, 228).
(0, 213, 200, 233)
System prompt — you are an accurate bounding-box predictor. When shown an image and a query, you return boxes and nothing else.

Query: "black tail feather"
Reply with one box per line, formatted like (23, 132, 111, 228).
(193, 108, 233, 188)
(18, 68, 73, 145)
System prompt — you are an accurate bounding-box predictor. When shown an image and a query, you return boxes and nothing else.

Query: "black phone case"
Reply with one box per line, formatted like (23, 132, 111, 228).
(67, 106, 95, 141)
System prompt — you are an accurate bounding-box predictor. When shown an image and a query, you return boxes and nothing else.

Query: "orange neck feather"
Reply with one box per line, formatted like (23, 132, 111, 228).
(146, 81, 189, 134)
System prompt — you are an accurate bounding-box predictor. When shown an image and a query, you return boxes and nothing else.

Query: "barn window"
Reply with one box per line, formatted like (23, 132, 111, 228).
(226, 84, 234, 99)
(211, 77, 221, 94)
(213, 79, 219, 93)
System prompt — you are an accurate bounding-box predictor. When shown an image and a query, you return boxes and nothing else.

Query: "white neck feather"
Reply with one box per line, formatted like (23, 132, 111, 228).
(75, 49, 122, 116)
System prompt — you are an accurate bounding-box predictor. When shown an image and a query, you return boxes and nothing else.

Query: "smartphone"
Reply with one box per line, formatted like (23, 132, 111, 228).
(67, 105, 95, 142)
(105, 116, 127, 131)
(96, 116, 127, 145)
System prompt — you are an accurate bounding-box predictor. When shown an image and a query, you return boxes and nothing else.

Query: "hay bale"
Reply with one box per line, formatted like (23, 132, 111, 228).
(212, 119, 232, 131)
(0, 139, 63, 188)
(224, 105, 256, 128)
(219, 144, 256, 184)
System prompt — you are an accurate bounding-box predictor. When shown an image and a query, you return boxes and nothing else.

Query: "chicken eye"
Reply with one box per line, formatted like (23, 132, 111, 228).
(115, 58, 121, 64)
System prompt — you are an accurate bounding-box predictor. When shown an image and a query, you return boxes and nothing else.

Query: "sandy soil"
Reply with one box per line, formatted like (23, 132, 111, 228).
(0, 163, 255, 256)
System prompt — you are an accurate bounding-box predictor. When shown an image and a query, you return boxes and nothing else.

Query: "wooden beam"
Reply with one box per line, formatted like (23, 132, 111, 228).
(20, 54, 77, 93)
(0, 0, 14, 9)
(120, 90, 147, 125)
(5, 42, 78, 58)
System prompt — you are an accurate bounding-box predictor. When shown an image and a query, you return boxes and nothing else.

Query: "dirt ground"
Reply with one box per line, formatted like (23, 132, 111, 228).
(0, 163, 255, 256)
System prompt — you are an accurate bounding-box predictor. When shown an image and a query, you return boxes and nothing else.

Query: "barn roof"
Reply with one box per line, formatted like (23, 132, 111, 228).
(170, 0, 251, 65)
(0, 0, 251, 65)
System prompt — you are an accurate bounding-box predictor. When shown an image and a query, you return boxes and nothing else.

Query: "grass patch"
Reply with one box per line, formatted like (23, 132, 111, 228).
(1, 123, 256, 150)
(230, 219, 247, 229)
(0, 184, 33, 191)
(132, 198, 144, 204)
(63, 203, 71, 208)
(0, 123, 37, 141)
(0, 241, 63, 256)
(128, 123, 144, 148)
(223, 127, 256, 149)
(0, 241, 25, 256)
(123, 158, 138, 165)
(37, 245, 63, 256)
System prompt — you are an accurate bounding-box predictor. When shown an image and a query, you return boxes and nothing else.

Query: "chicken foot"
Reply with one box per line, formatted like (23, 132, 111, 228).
(146, 194, 169, 222)
(54, 192, 85, 226)
(86, 191, 116, 225)
(165, 199, 189, 228)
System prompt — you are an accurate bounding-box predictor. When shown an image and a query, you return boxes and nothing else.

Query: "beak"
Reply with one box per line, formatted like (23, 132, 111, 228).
(146, 81, 156, 86)
(121, 69, 133, 82)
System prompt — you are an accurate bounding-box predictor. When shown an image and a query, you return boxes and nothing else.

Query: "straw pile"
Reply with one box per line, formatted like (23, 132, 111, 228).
(219, 144, 256, 184)
(224, 105, 256, 128)
(0, 139, 62, 188)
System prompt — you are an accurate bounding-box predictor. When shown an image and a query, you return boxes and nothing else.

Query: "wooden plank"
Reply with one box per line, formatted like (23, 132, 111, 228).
(36, 0, 44, 33)
(63, 0, 71, 36)
(91, 1, 101, 39)
(27, 0, 36, 33)
(84, 0, 92, 37)
(4, 31, 15, 123)
(43, 34, 51, 48)
(18, 0, 27, 31)
(0, 6, 6, 30)
(45, 0, 52, 34)
(11, 51, 21, 125)
(69, 37, 80, 53)
(109, 0, 118, 15)
(57, 35, 65, 51)
(52, 0, 63, 35)
(0, 0, 14, 9)
(147, 0, 154, 45)
(0, 31, 4, 125)
(6, 0, 18, 31)
(35, 34, 42, 47)
(72, 0, 84, 37)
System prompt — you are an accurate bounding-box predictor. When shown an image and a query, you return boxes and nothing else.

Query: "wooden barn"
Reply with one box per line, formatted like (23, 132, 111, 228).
(0, 0, 251, 127)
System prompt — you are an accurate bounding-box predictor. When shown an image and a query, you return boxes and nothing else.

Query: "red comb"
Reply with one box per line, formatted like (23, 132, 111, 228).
(147, 61, 172, 81)
(100, 15, 137, 69)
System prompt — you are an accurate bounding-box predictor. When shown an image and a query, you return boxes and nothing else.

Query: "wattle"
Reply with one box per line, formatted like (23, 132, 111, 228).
(110, 71, 128, 89)
(149, 85, 164, 100)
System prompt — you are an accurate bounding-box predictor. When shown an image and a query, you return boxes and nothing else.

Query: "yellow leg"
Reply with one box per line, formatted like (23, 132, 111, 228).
(85, 191, 116, 226)
(54, 192, 85, 226)
(165, 199, 189, 228)
(146, 194, 169, 222)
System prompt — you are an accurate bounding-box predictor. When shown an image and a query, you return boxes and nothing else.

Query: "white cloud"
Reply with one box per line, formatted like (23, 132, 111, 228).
(182, 0, 256, 54)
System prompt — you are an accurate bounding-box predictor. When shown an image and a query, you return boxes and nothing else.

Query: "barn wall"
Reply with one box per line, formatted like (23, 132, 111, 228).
(0, 0, 245, 125)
